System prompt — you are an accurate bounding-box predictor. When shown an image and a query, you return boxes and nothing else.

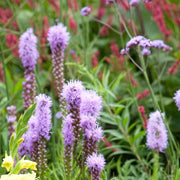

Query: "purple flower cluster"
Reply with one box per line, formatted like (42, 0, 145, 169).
(129, 0, 140, 6)
(47, 23, 70, 53)
(146, 110, 168, 152)
(47, 23, 70, 110)
(62, 80, 85, 110)
(19, 28, 39, 71)
(86, 153, 105, 180)
(80, 90, 102, 118)
(173, 89, 180, 111)
(18, 94, 52, 176)
(19, 28, 39, 109)
(121, 35, 172, 56)
(62, 114, 74, 146)
(81, 7, 91, 16)
(62, 80, 104, 176)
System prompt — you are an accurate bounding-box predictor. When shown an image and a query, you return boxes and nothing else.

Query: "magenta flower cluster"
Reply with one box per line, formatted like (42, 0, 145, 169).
(121, 35, 172, 56)
(146, 110, 168, 152)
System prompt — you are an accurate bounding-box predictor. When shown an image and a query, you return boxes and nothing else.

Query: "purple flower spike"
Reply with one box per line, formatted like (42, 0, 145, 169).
(62, 80, 85, 110)
(80, 115, 97, 130)
(35, 94, 52, 141)
(62, 114, 75, 146)
(146, 111, 168, 152)
(80, 90, 102, 118)
(19, 28, 39, 71)
(47, 23, 70, 110)
(87, 153, 105, 180)
(81, 7, 91, 16)
(47, 23, 70, 53)
(173, 89, 180, 111)
(129, 0, 140, 6)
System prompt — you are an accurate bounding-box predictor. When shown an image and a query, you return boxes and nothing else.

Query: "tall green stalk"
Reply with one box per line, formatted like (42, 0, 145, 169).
(153, 152, 159, 180)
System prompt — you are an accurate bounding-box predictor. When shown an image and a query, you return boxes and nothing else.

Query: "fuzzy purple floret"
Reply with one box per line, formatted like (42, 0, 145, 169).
(84, 127, 103, 142)
(146, 110, 168, 152)
(81, 7, 91, 16)
(173, 89, 180, 111)
(141, 48, 151, 56)
(34, 94, 52, 140)
(86, 153, 105, 172)
(62, 80, 85, 110)
(19, 28, 39, 70)
(47, 23, 70, 53)
(62, 114, 75, 146)
(80, 115, 97, 130)
(80, 90, 102, 118)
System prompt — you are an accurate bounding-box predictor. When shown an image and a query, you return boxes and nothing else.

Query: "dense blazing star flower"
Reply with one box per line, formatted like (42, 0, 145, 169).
(80, 90, 102, 118)
(34, 94, 52, 140)
(129, 0, 140, 6)
(62, 80, 85, 110)
(47, 23, 70, 108)
(81, 7, 91, 16)
(86, 153, 105, 180)
(62, 114, 75, 146)
(19, 28, 39, 71)
(47, 23, 70, 53)
(173, 89, 180, 111)
(80, 115, 97, 130)
(19, 28, 39, 109)
(146, 111, 168, 152)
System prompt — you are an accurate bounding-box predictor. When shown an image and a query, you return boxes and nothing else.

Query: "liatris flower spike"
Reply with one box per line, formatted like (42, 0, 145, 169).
(146, 111, 168, 152)
(86, 153, 105, 180)
(47, 23, 70, 111)
(19, 28, 39, 109)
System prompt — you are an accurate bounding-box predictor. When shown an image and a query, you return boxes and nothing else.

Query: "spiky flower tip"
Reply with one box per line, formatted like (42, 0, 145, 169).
(47, 23, 70, 53)
(80, 90, 102, 118)
(173, 89, 180, 111)
(146, 110, 168, 152)
(19, 28, 39, 71)
(62, 80, 85, 110)
(86, 153, 105, 180)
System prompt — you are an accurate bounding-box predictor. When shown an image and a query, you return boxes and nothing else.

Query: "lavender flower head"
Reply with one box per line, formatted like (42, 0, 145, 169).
(47, 23, 70, 53)
(80, 115, 97, 130)
(34, 94, 52, 140)
(62, 114, 75, 146)
(173, 89, 180, 111)
(19, 28, 39, 70)
(129, 0, 140, 6)
(85, 126, 103, 142)
(62, 80, 85, 110)
(81, 7, 91, 16)
(80, 90, 102, 118)
(87, 152, 105, 172)
(146, 110, 168, 152)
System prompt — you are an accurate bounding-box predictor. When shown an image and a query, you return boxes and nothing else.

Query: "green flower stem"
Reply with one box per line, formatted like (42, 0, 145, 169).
(153, 152, 159, 180)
